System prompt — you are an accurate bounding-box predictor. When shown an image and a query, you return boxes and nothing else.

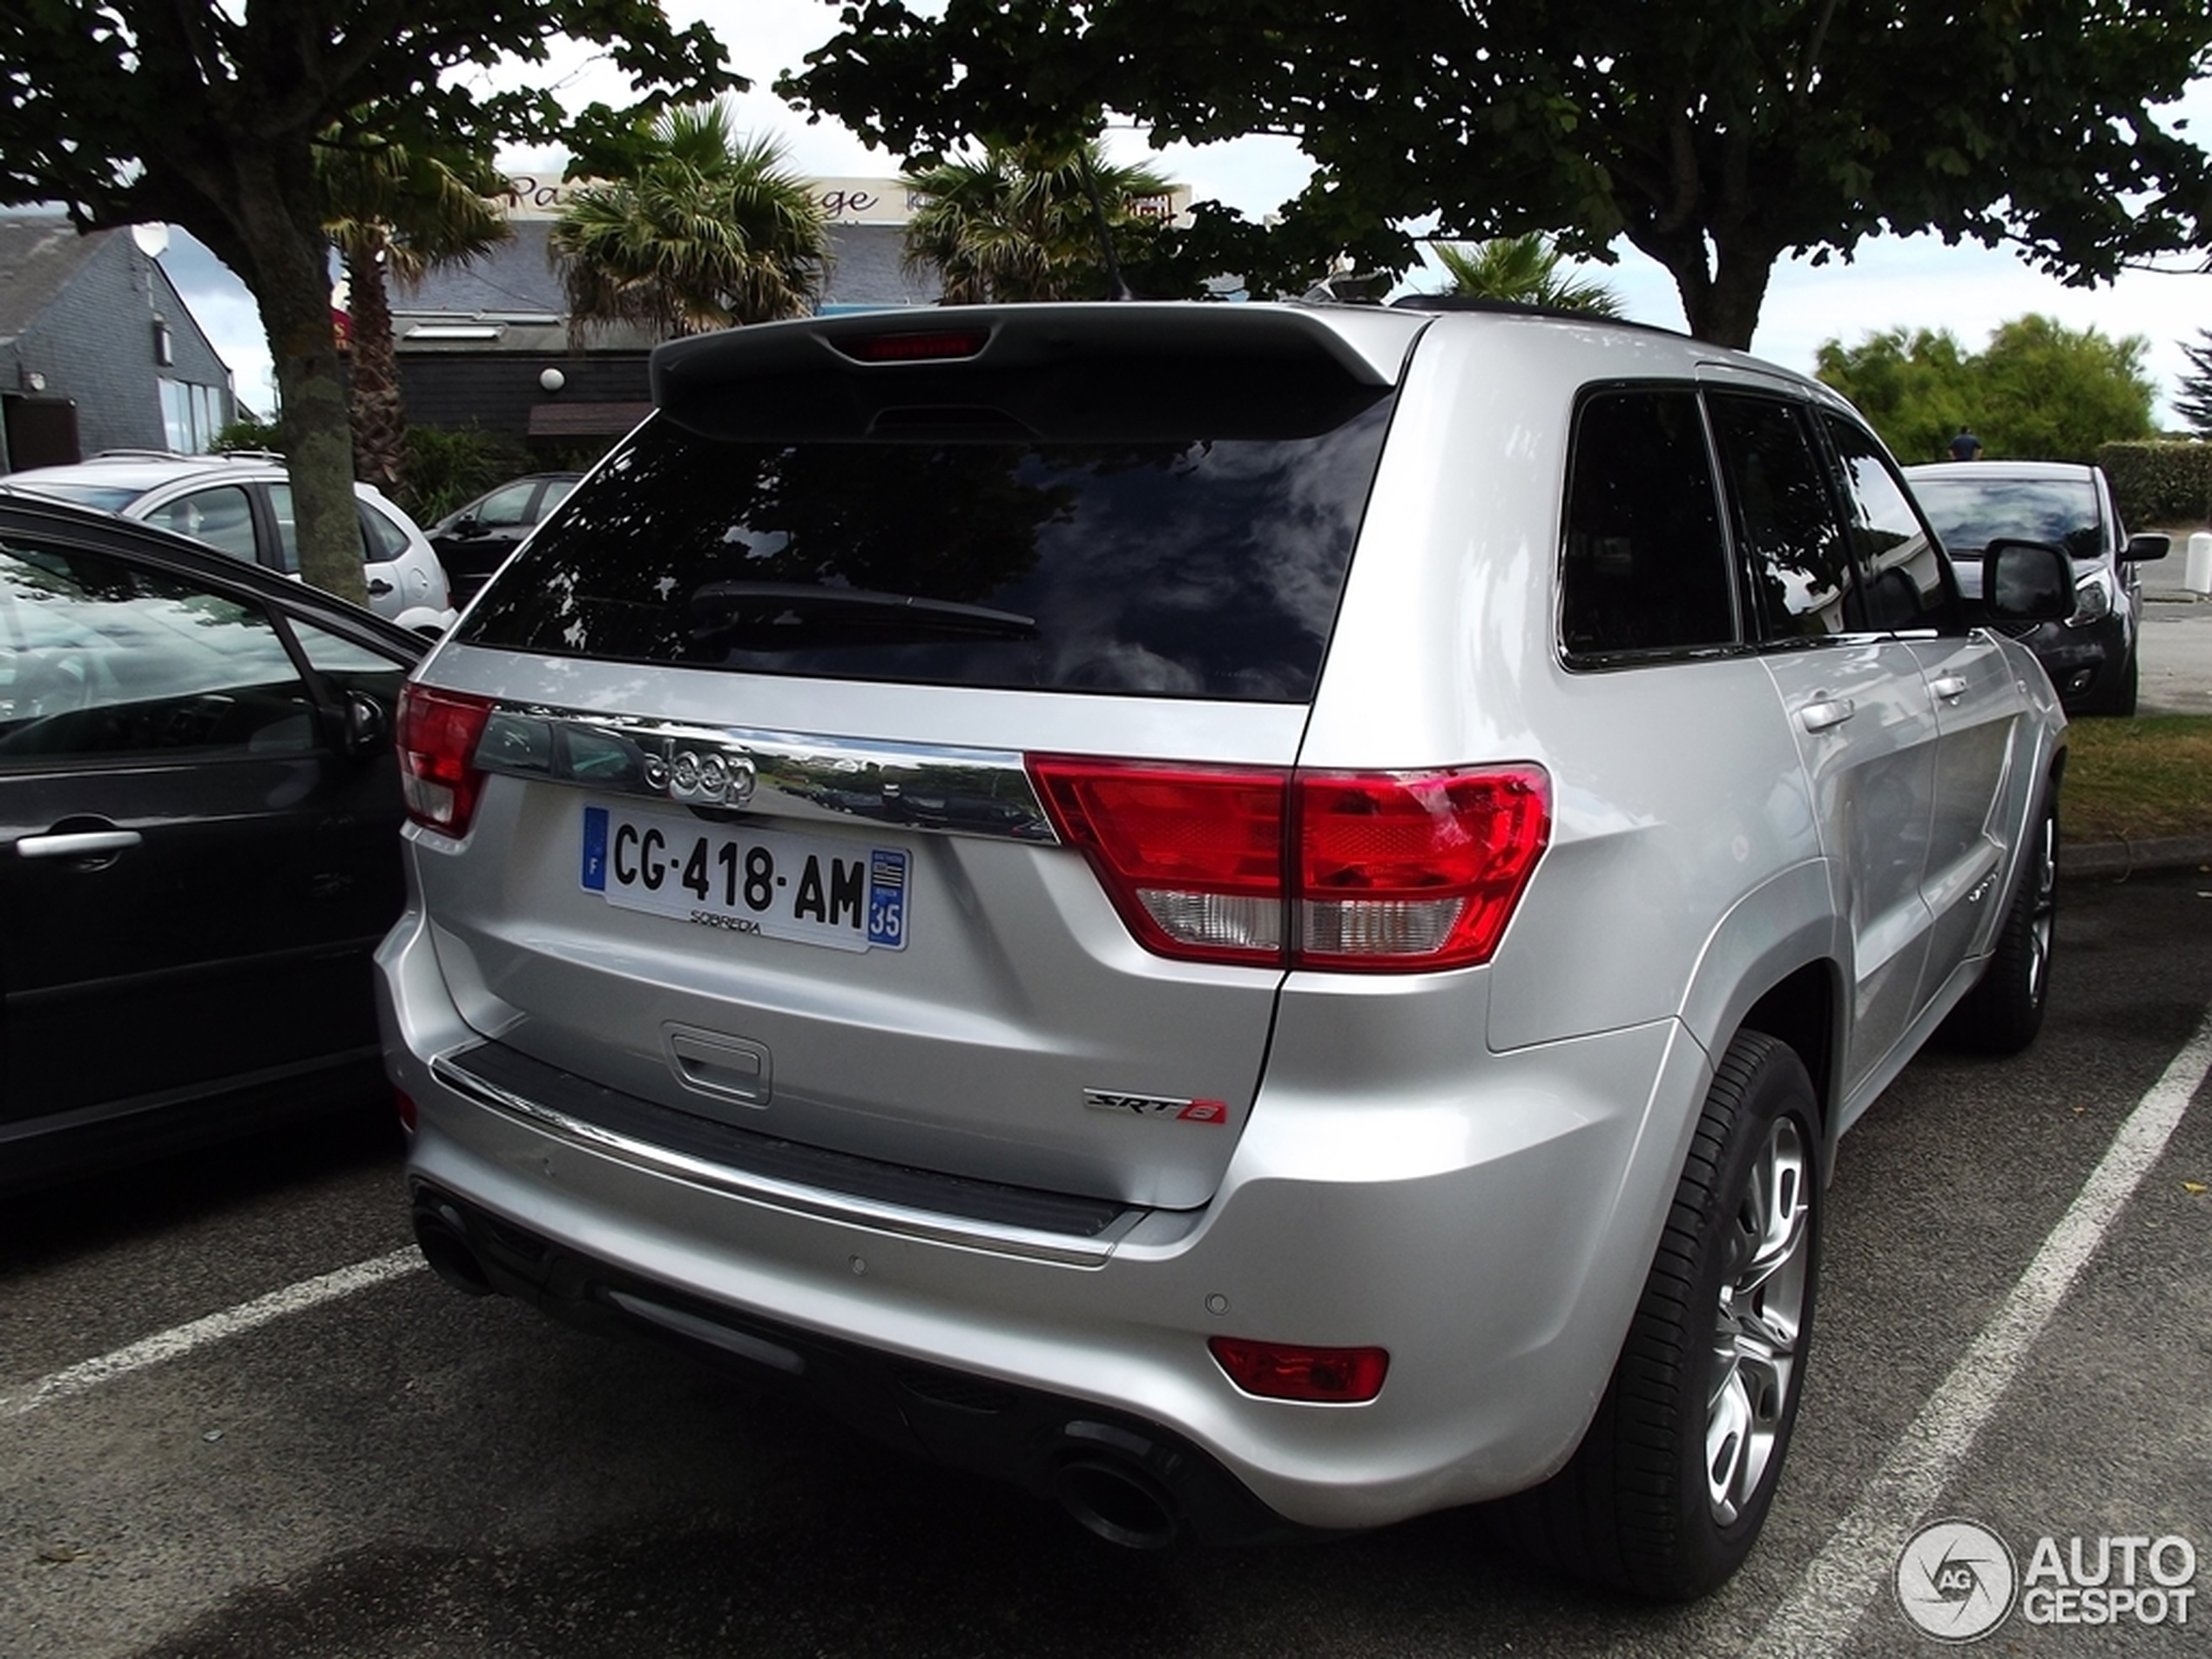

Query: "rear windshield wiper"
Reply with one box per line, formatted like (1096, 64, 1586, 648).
(687, 582, 1038, 648)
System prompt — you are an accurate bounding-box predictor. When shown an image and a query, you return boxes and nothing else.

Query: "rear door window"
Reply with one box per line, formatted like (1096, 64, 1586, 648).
(458, 401, 1396, 702)
(143, 486, 258, 563)
(271, 484, 383, 570)
(1708, 394, 1856, 640)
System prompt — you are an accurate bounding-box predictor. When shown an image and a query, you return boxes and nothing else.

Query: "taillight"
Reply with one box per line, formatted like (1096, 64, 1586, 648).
(1297, 768, 1550, 970)
(395, 1089, 418, 1134)
(396, 684, 494, 836)
(1029, 757, 1548, 972)
(1209, 1337, 1389, 1403)
(1028, 758, 1285, 964)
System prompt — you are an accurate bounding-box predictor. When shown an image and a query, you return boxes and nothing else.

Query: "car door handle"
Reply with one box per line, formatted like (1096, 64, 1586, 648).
(1798, 698, 1857, 732)
(367, 577, 395, 597)
(17, 828, 144, 859)
(1930, 675, 1970, 701)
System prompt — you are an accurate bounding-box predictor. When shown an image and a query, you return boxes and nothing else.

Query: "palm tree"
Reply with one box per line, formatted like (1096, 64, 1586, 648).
(320, 129, 510, 495)
(901, 138, 1173, 305)
(1428, 234, 1623, 316)
(552, 104, 829, 342)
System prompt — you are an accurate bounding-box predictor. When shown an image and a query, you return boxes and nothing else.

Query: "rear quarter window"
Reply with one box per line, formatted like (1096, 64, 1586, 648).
(456, 401, 1396, 703)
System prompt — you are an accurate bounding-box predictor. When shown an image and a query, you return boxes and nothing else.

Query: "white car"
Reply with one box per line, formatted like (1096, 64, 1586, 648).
(0, 450, 456, 634)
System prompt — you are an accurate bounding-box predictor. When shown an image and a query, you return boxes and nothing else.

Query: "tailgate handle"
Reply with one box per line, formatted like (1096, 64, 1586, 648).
(1797, 697, 1857, 732)
(664, 1026, 772, 1108)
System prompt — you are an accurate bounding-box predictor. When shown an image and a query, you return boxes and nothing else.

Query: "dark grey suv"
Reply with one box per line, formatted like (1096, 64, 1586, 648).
(379, 300, 2073, 1598)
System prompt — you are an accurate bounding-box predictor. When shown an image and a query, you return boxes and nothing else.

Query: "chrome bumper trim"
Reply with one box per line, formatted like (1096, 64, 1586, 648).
(430, 1047, 1142, 1268)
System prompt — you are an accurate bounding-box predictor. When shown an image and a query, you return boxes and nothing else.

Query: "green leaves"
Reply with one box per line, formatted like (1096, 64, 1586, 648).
(788, 0, 2212, 349)
(552, 104, 831, 339)
(1817, 317, 2156, 463)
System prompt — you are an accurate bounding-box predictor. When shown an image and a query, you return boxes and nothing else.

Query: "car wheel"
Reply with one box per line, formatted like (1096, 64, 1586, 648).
(1491, 1031, 1820, 1600)
(1941, 788, 2058, 1055)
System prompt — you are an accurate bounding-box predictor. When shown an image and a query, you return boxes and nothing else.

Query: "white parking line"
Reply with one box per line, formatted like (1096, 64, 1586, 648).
(0, 1247, 424, 1423)
(1756, 1001, 2212, 1657)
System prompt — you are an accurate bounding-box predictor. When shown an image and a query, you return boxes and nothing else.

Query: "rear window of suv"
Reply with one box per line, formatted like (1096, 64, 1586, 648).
(455, 399, 1396, 702)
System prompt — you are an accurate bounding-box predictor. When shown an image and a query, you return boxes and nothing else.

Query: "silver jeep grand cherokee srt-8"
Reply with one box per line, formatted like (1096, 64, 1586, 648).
(378, 300, 2070, 1598)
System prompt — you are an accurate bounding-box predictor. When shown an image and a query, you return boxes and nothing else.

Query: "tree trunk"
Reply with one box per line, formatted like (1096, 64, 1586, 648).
(236, 199, 368, 609)
(344, 237, 409, 499)
(1628, 223, 1776, 353)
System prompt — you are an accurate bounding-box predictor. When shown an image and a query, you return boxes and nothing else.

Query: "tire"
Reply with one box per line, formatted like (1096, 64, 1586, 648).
(2080, 649, 2138, 718)
(1941, 790, 2058, 1055)
(2109, 651, 2138, 718)
(1490, 1032, 1821, 1600)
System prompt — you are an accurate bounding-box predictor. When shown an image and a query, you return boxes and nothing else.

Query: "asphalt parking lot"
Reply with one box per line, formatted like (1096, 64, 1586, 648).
(3, 576, 2207, 1658)
(3, 858, 2209, 1657)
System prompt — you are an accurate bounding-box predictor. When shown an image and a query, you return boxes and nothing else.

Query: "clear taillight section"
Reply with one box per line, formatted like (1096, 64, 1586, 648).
(396, 684, 494, 836)
(1029, 756, 1550, 972)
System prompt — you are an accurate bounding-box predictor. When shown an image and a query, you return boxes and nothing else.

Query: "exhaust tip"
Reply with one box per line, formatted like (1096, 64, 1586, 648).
(1053, 1455, 1181, 1550)
(413, 1207, 495, 1297)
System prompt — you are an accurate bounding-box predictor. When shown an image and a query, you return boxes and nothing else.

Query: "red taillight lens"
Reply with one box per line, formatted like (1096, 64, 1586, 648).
(1209, 1337, 1389, 1403)
(395, 1089, 418, 1134)
(1297, 767, 1550, 970)
(1029, 757, 1286, 964)
(1030, 756, 1549, 972)
(396, 684, 494, 837)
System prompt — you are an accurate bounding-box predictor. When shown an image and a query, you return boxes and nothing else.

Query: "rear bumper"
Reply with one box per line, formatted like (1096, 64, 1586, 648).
(378, 905, 1713, 1534)
(408, 1178, 1305, 1546)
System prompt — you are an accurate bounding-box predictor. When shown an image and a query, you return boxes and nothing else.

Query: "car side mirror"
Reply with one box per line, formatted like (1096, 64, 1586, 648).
(2124, 532, 2170, 563)
(1982, 539, 2074, 624)
(341, 690, 390, 757)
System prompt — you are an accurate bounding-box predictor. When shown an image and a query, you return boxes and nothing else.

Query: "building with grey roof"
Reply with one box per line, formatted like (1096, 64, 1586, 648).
(391, 208, 939, 456)
(1, 216, 233, 474)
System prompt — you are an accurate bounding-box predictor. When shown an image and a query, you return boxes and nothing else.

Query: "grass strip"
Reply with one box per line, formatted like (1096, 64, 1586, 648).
(2062, 714, 2212, 846)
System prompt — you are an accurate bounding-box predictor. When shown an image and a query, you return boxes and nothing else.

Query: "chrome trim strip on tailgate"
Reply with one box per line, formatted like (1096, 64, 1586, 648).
(469, 703, 1055, 842)
(430, 1043, 1143, 1267)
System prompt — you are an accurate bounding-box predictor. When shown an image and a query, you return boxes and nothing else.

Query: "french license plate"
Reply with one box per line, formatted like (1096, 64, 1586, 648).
(580, 805, 908, 952)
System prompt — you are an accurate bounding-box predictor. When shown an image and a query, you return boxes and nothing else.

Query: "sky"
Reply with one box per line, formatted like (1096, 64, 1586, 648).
(162, 1, 2212, 428)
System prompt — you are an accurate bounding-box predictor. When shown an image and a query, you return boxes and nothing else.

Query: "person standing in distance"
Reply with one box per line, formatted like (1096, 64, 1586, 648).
(1949, 425, 1985, 461)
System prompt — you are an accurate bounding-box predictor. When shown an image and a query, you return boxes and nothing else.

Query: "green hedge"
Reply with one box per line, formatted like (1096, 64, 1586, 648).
(2097, 441, 2212, 527)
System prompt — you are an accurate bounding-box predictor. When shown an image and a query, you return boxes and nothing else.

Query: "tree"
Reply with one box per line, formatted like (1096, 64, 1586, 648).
(1815, 329, 1978, 464)
(1817, 316, 2155, 463)
(1427, 235, 1622, 316)
(0, 3, 732, 606)
(1976, 315, 2156, 462)
(553, 104, 829, 341)
(785, 0, 2212, 351)
(2175, 330, 2212, 437)
(321, 130, 511, 496)
(902, 138, 1173, 303)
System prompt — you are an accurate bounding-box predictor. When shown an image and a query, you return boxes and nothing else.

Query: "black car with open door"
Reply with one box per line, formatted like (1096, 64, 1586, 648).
(0, 495, 426, 1190)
